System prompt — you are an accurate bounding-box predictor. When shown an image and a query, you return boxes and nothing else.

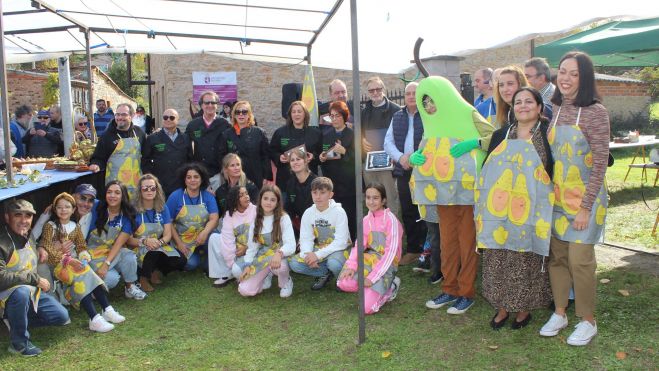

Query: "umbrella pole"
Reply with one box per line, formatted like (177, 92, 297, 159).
(0, 1, 14, 183)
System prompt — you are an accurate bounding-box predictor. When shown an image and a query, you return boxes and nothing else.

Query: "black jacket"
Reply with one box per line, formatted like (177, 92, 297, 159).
(185, 116, 231, 175)
(89, 121, 146, 172)
(141, 129, 193, 196)
(285, 172, 317, 221)
(22, 123, 63, 157)
(221, 126, 272, 189)
(269, 124, 322, 191)
(361, 97, 401, 160)
(485, 122, 554, 179)
(320, 126, 355, 199)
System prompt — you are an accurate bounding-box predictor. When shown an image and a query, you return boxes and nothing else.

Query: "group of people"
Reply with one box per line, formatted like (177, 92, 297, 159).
(0, 51, 610, 357)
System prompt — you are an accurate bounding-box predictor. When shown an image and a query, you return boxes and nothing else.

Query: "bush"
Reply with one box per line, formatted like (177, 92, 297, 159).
(609, 106, 657, 137)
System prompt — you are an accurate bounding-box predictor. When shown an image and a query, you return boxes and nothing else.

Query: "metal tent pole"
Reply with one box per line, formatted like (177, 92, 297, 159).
(85, 30, 96, 142)
(349, 0, 366, 345)
(0, 1, 15, 183)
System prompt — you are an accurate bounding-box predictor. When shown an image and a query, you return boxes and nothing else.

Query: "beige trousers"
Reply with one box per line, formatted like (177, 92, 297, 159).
(548, 237, 597, 318)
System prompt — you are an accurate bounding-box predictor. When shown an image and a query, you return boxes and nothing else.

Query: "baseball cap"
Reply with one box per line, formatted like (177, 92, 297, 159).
(4, 199, 36, 215)
(74, 184, 97, 198)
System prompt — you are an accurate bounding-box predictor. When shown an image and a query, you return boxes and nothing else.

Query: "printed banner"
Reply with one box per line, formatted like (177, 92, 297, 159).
(192, 71, 237, 104)
(301, 64, 319, 127)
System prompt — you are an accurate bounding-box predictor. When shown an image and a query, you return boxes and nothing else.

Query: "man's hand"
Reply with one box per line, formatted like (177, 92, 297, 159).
(88, 164, 100, 173)
(399, 153, 411, 170)
(36, 129, 47, 137)
(279, 154, 289, 164)
(37, 277, 51, 292)
(304, 252, 319, 268)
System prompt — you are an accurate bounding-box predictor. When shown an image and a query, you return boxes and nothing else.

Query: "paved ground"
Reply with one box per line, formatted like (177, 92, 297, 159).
(596, 244, 659, 276)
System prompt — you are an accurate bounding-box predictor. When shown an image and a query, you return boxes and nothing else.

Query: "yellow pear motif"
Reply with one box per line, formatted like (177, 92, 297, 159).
(560, 142, 574, 158)
(595, 204, 607, 225)
(553, 161, 564, 208)
(461, 172, 475, 190)
(135, 223, 146, 235)
(433, 138, 455, 182)
(419, 205, 427, 219)
(475, 213, 483, 234)
(548, 191, 555, 207)
(74, 281, 87, 295)
(493, 226, 509, 245)
(409, 174, 416, 192)
(584, 152, 593, 168)
(509, 174, 531, 226)
(477, 240, 489, 250)
(554, 215, 570, 236)
(490, 141, 507, 156)
(115, 138, 125, 151)
(6, 250, 19, 268)
(534, 165, 551, 185)
(419, 138, 437, 177)
(535, 218, 550, 239)
(117, 160, 134, 184)
(561, 165, 586, 215)
(177, 206, 189, 219)
(424, 183, 437, 202)
(474, 188, 480, 203)
(486, 169, 513, 217)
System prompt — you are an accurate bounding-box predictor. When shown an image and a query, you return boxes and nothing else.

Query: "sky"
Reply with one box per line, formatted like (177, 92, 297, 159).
(310, 0, 657, 72)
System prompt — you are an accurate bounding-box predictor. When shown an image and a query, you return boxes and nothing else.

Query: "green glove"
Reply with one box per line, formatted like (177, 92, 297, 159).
(409, 148, 427, 166)
(450, 139, 479, 158)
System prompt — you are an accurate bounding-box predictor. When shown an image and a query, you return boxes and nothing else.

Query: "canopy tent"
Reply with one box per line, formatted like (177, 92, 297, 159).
(1, 0, 369, 342)
(534, 17, 659, 67)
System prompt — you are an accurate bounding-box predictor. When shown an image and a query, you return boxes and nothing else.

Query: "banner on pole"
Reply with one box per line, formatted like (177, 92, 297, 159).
(301, 64, 319, 127)
(192, 71, 237, 103)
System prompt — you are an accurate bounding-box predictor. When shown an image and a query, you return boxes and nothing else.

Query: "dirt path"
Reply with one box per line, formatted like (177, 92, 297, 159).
(596, 244, 659, 276)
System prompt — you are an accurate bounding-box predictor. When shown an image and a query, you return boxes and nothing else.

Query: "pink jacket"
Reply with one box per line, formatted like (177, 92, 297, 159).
(220, 203, 257, 267)
(344, 208, 402, 284)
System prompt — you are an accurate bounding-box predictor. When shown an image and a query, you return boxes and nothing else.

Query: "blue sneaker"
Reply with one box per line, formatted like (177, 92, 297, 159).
(425, 293, 457, 309)
(8, 341, 42, 357)
(447, 296, 474, 314)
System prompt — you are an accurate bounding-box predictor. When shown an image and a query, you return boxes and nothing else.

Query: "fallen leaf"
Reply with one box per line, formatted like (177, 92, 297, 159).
(488, 345, 499, 351)
(382, 351, 391, 359)
(559, 335, 567, 344)
(618, 289, 630, 297)
(616, 352, 627, 360)
(634, 348, 642, 352)
(144, 361, 152, 365)
(599, 278, 610, 284)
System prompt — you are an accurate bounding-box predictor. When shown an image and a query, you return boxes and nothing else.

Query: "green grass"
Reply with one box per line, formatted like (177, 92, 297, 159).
(650, 102, 659, 122)
(1, 265, 657, 370)
(606, 148, 659, 249)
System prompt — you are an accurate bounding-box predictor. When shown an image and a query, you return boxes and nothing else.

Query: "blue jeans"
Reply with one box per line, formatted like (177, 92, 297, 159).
(289, 250, 346, 277)
(184, 245, 208, 272)
(4, 287, 69, 349)
(105, 248, 138, 289)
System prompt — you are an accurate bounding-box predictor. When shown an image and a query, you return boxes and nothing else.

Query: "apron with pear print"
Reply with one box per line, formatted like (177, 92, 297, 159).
(0, 236, 41, 314)
(475, 124, 554, 256)
(293, 223, 350, 263)
(242, 232, 279, 279)
(133, 212, 181, 266)
(232, 223, 249, 267)
(549, 107, 608, 244)
(105, 131, 141, 200)
(174, 191, 210, 258)
(361, 224, 396, 295)
(87, 216, 124, 271)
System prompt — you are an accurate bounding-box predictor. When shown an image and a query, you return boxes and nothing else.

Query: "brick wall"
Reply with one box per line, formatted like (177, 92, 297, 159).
(149, 54, 403, 137)
(6, 71, 48, 111)
(597, 80, 651, 121)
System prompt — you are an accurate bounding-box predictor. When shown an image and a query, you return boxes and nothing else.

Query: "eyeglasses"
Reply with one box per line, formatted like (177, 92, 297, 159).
(77, 122, 88, 126)
(202, 101, 218, 105)
(79, 196, 94, 203)
(162, 115, 176, 121)
(38, 116, 49, 120)
(368, 87, 383, 94)
(114, 112, 130, 117)
(329, 114, 342, 119)
(235, 109, 249, 116)
(141, 185, 157, 192)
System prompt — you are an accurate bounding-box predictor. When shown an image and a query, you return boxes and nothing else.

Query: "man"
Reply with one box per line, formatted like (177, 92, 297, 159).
(133, 106, 155, 135)
(1, 199, 69, 357)
(48, 105, 62, 130)
(185, 91, 230, 177)
(89, 103, 146, 199)
(384, 82, 427, 265)
(473, 68, 493, 107)
(524, 57, 556, 108)
(10, 105, 32, 158)
(319, 79, 354, 125)
(22, 110, 63, 157)
(93, 99, 115, 137)
(361, 76, 401, 216)
(142, 108, 193, 196)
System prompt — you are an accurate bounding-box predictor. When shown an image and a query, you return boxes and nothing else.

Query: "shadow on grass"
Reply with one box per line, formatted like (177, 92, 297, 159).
(608, 185, 659, 207)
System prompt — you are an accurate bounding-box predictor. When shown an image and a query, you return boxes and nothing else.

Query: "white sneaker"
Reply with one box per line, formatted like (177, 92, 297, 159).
(280, 277, 294, 298)
(3, 318, 10, 331)
(124, 284, 147, 300)
(387, 276, 401, 302)
(539, 313, 568, 337)
(102, 306, 125, 324)
(89, 314, 114, 333)
(262, 272, 273, 290)
(567, 321, 598, 346)
(213, 276, 235, 288)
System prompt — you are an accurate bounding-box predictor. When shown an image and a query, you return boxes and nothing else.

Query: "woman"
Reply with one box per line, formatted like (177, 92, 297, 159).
(220, 101, 233, 120)
(220, 101, 272, 188)
(208, 185, 257, 287)
(477, 87, 554, 331)
(269, 101, 322, 192)
(285, 147, 317, 238)
(166, 163, 220, 271)
(87, 181, 147, 300)
(128, 174, 186, 292)
(74, 114, 93, 141)
(539, 52, 610, 346)
(319, 101, 356, 240)
(215, 153, 260, 216)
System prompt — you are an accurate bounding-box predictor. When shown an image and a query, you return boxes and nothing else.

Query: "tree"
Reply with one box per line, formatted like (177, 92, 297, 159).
(635, 67, 659, 99)
(106, 54, 148, 110)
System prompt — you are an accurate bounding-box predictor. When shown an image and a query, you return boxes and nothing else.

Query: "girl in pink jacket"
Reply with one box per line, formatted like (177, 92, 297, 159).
(337, 183, 403, 314)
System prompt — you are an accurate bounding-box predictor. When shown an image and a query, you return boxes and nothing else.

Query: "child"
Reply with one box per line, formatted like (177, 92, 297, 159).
(337, 183, 403, 314)
(208, 185, 257, 287)
(289, 177, 351, 290)
(41, 193, 125, 333)
(285, 147, 317, 238)
(238, 185, 295, 297)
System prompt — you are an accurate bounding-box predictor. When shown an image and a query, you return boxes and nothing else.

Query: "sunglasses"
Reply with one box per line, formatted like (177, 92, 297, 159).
(141, 185, 157, 192)
(38, 116, 49, 120)
(203, 101, 218, 105)
(235, 109, 249, 116)
(77, 122, 88, 126)
(79, 196, 94, 203)
(162, 115, 176, 121)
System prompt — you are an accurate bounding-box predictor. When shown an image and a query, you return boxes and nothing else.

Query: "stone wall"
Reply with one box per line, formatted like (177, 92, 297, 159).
(90, 67, 138, 112)
(149, 54, 403, 137)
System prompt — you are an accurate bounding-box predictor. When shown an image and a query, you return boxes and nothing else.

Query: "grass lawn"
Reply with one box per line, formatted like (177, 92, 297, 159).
(1, 263, 657, 370)
(650, 102, 659, 122)
(606, 147, 659, 249)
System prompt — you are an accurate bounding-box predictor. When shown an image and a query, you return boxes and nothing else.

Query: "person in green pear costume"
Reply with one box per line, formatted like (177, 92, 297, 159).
(409, 75, 494, 315)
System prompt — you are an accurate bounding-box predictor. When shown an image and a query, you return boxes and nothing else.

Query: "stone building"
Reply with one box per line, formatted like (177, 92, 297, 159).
(149, 54, 403, 136)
